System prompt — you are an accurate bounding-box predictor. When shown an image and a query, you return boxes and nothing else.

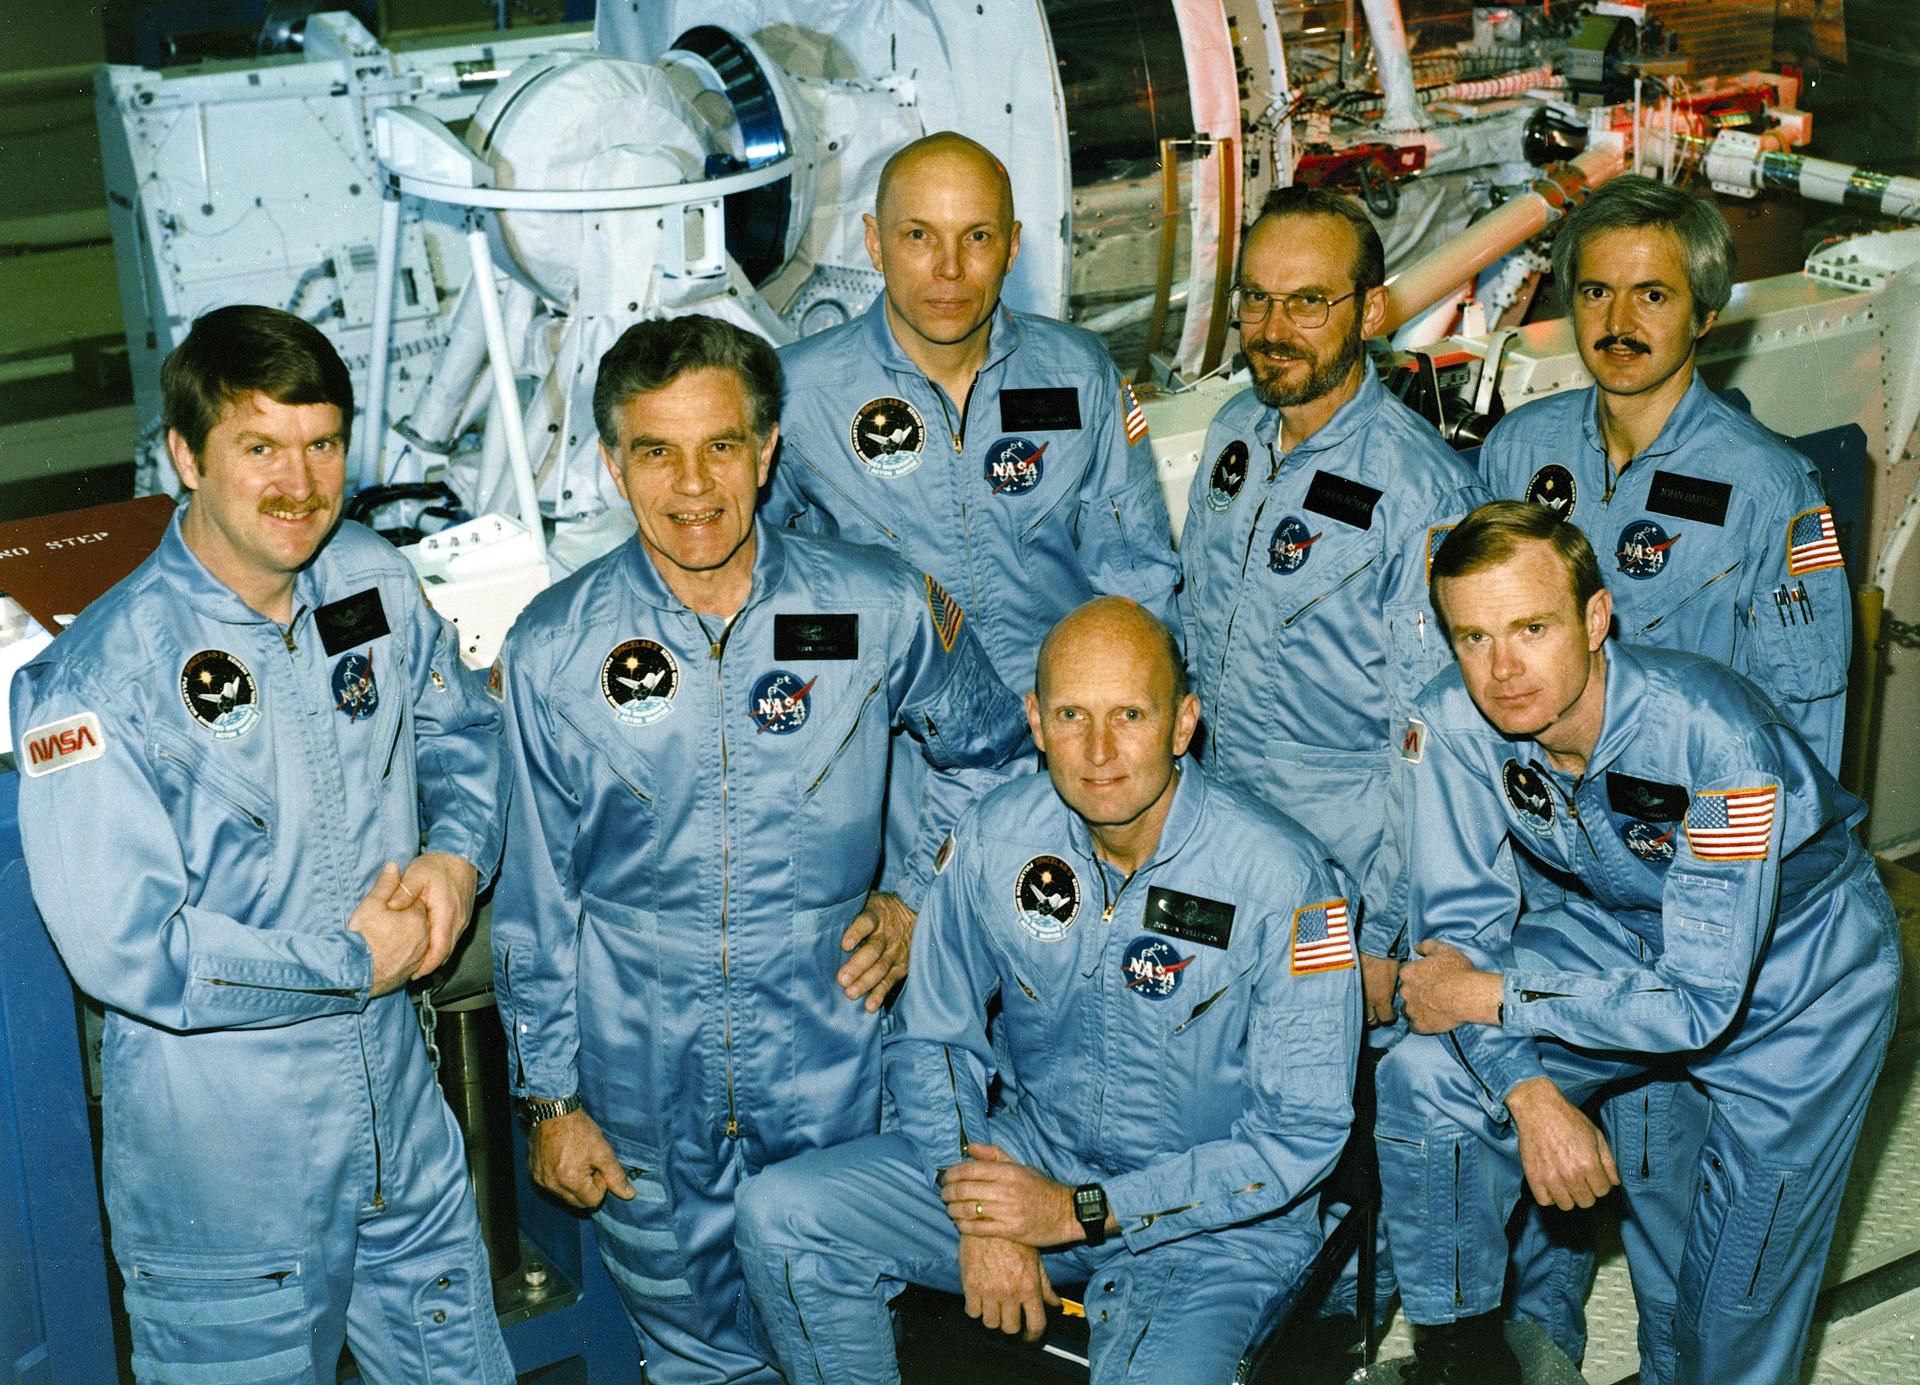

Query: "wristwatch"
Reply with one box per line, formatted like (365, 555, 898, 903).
(521, 1092, 584, 1125)
(1072, 1183, 1109, 1246)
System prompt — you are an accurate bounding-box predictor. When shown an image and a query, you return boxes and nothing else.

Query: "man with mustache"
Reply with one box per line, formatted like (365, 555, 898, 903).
(491, 314, 1027, 1384)
(770, 132, 1180, 905)
(1180, 184, 1487, 1045)
(1476, 176, 1853, 1377)
(11, 305, 515, 1382)
(1379, 502, 1894, 1385)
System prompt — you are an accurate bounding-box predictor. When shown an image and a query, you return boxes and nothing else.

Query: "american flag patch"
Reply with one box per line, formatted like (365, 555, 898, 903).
(1291, 898, 1355, 974)
(1786, 506, 1843, 576)
(925, 575, 964, 652)
(1426, 524, 1454, 583)
(1121, 381, 1149, 445)
(1684, 786, 1777, 861)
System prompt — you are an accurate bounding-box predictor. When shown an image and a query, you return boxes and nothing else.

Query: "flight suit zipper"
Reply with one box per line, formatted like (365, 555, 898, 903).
(710, 618, 742, 1140)
(943, 1049, 972, 1159)
(1215, 493, 1272, 691)
(358, 1019, 386, 1211)
(804, 681, 882, 799)
(1639, 561, 1741, 635)
(1281, 557, 1377, 629)
(793, 451, 900, 542)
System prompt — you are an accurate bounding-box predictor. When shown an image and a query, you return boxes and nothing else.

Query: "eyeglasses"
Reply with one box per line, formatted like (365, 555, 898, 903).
(1230, 285, 1360, 328)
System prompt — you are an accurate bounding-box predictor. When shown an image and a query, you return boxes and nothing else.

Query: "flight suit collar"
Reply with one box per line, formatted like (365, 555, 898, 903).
(1257, 365, 1390, 464)
(1578, 369, 1713, 468)
(1553, 640, 1651, 784)
(861, 296, 1023, 380)
(154, 503, 329, 627)
(1061, 755, 1210, 875)
(616, 517, 790, 613)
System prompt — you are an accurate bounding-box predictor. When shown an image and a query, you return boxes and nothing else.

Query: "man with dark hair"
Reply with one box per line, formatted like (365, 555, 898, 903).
(492, 313, 1027, 1384)
(768, 131, 1180, 895)
(1377, 500, 1896, 1385)
(1478, 175, 1852, 1370)
(1181, 183, 1487, 1031)
(735, 597, 1360, 1385)
(12, 304, 515, 1383)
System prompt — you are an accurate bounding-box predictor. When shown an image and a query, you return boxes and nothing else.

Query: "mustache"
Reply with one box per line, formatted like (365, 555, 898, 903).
(260, 497, 329, 518)
(1594, 334, 1652, 355)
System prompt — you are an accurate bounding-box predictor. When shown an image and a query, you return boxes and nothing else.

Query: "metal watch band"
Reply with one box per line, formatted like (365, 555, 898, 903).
(521, 1092, 583, 1124)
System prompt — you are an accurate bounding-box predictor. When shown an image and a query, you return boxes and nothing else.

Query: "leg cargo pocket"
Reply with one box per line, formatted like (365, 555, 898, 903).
(124, 1248, 310, 1385)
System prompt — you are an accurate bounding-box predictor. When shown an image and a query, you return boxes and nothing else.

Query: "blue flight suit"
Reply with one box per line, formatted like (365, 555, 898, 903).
(1480, 374, 1850, 768)
(1480, 373, 1854, 1363)
(492, 522, 1026, 1385)
(1179, 368, 1489, 962)
(1376, 643, 1897, 1385)
(770, 299, 1182, 898)
(11, 514, 513, 1385)
(735, 763, 1362, 1385)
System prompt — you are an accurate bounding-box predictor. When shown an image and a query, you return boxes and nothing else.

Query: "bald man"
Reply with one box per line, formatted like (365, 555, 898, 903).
(770, 132, 1181, 901)
(735, 598, 1361, 1385)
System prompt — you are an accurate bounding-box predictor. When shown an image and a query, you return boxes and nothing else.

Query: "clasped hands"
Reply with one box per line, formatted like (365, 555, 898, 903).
(939, 1144, 1094, 1342)
(347, 852, 479, 995)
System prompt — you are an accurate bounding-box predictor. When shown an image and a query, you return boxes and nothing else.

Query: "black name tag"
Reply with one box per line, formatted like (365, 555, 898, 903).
(1000, 387, 1081, 432)
(1646, 471, 1731, 527)
(1144, 886, 1236, 950)
(1606, 772, 1690, 822)
(314, 588, 390, 656)
(1303, 470, 1382, 531)
(774, 613, 859, 660)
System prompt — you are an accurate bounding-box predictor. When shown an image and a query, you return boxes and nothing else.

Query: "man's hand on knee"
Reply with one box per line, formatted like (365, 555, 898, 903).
(957, 1233, 1060, 1342)
(528, 1108, 635, 1211)
(1508, 1077, 1621, 1210)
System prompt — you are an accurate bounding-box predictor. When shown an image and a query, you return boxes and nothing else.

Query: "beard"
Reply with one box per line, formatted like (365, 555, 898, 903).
(1247, 319, 1365, 409)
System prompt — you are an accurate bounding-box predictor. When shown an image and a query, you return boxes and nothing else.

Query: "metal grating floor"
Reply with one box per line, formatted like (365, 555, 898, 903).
(1372, 1037, 1920, 1383)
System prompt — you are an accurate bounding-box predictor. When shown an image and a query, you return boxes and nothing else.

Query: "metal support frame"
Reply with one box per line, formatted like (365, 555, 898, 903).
(364, 104, 795, 567)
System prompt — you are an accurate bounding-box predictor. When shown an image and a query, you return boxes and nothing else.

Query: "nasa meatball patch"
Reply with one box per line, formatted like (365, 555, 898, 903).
(748, 669, 813, 735)
(1267, 516, 1319, 574)
(1121, 935, 1193, 1000)
(1615, 519, 1679, 579)
(601, 639, 679, 726)
(1014, 854, 1080, 941)
(330, 651, 379, 722)
(180, 650, 260, 741)
(984, 436, 1047, 496)
(851, 397, 927, 478)
(19, 712, 105, 778)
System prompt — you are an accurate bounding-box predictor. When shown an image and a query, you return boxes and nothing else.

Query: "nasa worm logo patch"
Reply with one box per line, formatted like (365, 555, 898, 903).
(1014, 854, 1079, 941)
(1267, 516, 1320, 574)
(1121, 935, 1192, 1001)
(851, 397, 926, 478)
(601, 639, 679, 726)
(1622, 819, 1678, 865)
(1503, 759, 1555, 836)
(1207, 440, 1250, 511)
(1525, 465, 1577, 518)
(1615, 519, 1679, 580)
(749, 669, 813, 735)
(180, 650, 260, 740)
(331, 651, 379, 722)
(984, 436, 1047, 495)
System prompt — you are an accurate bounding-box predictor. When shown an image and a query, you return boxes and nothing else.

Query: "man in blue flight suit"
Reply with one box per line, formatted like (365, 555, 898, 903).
(1478, 176, 1853, 1371)
(491, 314, 1027, 1385)
(734, 596, 1362, 1384)
(1180, 184, 1488, 1032)
(1378, 502, 1897, 1385)
(11, 306, 514, 1384)
(769, 131, 1181, 889)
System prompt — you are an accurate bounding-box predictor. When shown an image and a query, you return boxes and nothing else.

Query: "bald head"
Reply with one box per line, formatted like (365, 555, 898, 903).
(1034, 597, 1188, 706)
(875, 132, 1014, 227)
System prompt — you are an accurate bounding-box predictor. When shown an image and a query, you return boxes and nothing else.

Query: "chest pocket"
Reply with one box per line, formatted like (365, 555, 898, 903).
(790, 447, 903, 552)
(1262, 519, 1377, 632)
(148, 723, 276, 913)
(552, 691, 659, 809)
(797, 668, 886, 802)
(327, 639, 407, 783)
(1621, 542, 1743, 653)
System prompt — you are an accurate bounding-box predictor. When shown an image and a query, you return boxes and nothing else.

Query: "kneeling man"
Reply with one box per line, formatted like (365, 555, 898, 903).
(1379, 501, 1898, 1385)
(737, 597, 1362, 1384)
